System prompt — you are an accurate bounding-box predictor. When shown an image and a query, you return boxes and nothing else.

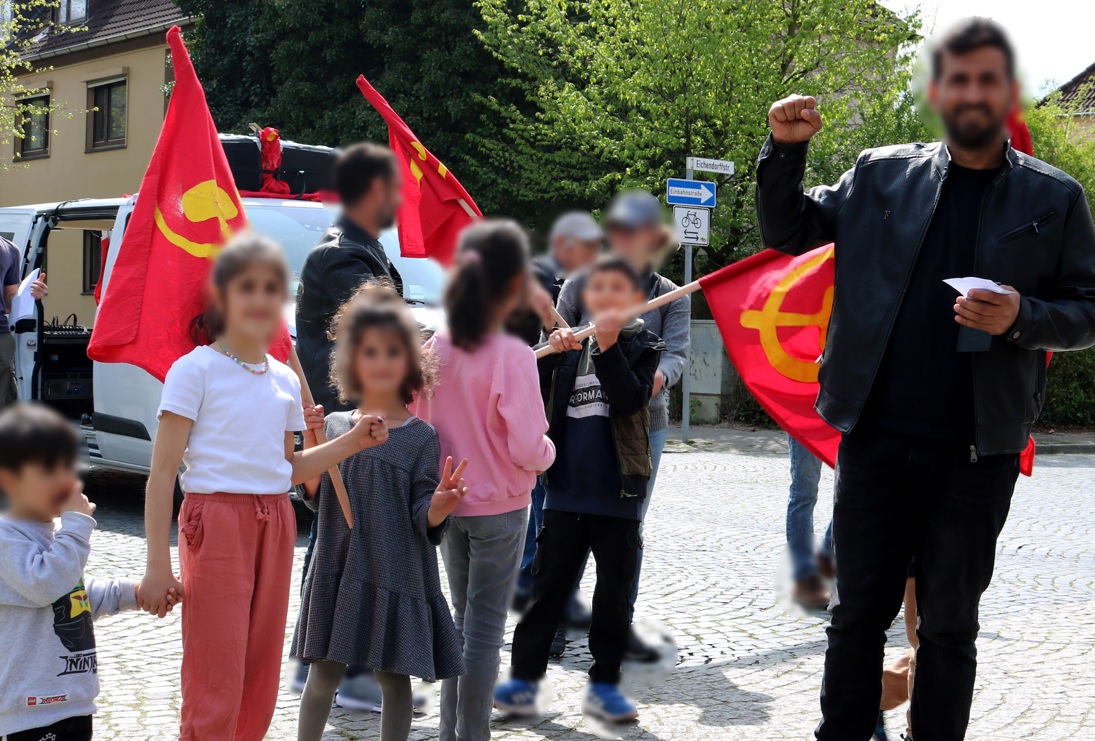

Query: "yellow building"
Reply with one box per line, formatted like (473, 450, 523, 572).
(0, 0, 189, 324)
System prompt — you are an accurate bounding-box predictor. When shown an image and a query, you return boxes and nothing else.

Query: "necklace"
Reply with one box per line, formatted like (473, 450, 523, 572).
(218, 341, 269, 375)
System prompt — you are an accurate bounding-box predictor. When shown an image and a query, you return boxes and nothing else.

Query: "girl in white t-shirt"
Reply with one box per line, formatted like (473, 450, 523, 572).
(138, 235, 388, 741)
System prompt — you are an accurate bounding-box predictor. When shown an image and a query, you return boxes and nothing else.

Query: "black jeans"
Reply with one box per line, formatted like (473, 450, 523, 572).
(816, 426, 1018, 741)
(9, 715, 92, 741)
(511, 509, 640, 684)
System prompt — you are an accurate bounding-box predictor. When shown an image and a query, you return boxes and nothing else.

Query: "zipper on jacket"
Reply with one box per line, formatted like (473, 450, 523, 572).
(853, 156, 946, 430)
(998, 210, 1057, 241)
(969, 445, 979, 463)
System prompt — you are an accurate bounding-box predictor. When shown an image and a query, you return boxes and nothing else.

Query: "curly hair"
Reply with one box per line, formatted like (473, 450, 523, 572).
(328, 280, 437, 405)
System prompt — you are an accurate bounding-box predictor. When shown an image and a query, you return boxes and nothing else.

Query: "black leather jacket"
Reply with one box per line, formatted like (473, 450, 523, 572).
(295, 217, 402, 410)
(756, 135, 1095, 455)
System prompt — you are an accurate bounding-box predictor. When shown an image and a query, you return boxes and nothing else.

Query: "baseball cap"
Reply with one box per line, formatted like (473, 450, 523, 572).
(604, 190, 665, 230)
(549, 211, 604, 243)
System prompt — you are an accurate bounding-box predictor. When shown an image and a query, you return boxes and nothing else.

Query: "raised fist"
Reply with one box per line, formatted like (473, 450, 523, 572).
(768, 94, 823, 145)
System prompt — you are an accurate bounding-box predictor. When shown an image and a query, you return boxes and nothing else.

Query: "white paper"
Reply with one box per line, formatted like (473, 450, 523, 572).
(11, 268, 39, 322)
(943, 276, 1014, 297)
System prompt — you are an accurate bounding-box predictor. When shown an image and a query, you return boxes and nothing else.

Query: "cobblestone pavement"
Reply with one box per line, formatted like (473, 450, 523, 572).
(83, 447, 1095, 740)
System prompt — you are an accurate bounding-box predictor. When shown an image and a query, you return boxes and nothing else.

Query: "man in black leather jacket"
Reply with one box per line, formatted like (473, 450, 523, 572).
(756, 18, 1095, 741)
(296, 142, 403, 412)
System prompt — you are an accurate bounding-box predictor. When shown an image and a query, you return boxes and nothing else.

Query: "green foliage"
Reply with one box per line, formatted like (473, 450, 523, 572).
(476, 0, 928, 271)
(1, 1, 79, 170)
(1025, 99, 1095, 428)
(173, 0, 523, 214)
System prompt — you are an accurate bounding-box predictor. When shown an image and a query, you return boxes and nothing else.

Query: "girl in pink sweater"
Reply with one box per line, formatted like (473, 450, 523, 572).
(418, 220, 555, 741)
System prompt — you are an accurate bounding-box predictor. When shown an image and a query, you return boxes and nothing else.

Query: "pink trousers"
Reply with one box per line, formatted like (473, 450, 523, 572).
(178, 493, 296, 741)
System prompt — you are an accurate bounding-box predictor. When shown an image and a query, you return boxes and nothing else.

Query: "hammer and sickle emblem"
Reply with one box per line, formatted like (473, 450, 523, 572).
(154, 180, 241, 259)
(408, 141, 448, 186)
(740, 247, 835, 383)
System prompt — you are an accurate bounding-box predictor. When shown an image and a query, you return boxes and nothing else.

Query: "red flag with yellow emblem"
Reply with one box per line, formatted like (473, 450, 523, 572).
(701, 245, 840, 467)
(356, 76, 482, 265)
(89, 27, 290, 381)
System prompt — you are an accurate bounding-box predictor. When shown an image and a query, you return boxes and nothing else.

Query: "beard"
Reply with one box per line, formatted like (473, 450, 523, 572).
(378, 206, 396, 230)
(943, 104, 1008, 150)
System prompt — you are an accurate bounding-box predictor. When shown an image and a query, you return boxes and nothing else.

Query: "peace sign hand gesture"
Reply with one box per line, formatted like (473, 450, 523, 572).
(427, 456, 469, 528)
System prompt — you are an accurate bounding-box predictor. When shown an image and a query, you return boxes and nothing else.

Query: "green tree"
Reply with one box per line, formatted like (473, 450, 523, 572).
(174, 0, 523, 214)
(1, 1, 78, 170)
(477, 0, 929, 272)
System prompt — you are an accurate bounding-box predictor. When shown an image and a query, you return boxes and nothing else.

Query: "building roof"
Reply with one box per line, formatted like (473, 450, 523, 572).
(25, 0, 188, 61)
(1056, 61, 1095, 114)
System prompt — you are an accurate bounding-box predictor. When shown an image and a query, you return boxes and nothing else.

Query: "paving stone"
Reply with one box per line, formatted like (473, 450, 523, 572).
(83, 449, 1095, 739)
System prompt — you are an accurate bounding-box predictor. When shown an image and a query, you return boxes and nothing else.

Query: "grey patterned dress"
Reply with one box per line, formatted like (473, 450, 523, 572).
(290, 413, 464, 681)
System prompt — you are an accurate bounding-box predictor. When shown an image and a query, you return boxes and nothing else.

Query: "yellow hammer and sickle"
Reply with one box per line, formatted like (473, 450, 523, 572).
(154, 180, 241, 259)
(739, 247, 835, 383)
(408, 141, 448, 186)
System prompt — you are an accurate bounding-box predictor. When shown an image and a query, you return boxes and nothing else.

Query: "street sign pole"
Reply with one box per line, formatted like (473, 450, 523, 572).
(681, 164, 693, 443)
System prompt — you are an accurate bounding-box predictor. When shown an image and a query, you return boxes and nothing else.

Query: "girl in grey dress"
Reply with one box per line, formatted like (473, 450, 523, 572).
(292, 284, 465, 741)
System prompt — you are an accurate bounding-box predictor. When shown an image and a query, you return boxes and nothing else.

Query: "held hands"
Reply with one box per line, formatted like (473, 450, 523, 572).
(302, 403, 324, 445)
(428, 456, 469, 528)
(592, 309, 625, 351)
(138, 568, 185, 619)
(548, 327, 583, 354)
(955, 288, 1022, 335)
(61, 481, 96, 518)
(350, 413, 389, 450)
(768, 95, 824, 145)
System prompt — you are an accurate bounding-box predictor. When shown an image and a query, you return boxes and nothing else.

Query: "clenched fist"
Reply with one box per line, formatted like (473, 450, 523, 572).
(768, 94, 823, 145)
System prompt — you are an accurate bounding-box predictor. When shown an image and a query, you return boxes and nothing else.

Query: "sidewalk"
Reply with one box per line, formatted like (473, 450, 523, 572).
(667, 425, 1095, 455)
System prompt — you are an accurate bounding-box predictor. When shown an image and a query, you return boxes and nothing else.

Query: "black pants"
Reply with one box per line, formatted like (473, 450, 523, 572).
(816, 426, 1018, 741)
(511, 509, 640, 684)
(8, 715, 92, 741)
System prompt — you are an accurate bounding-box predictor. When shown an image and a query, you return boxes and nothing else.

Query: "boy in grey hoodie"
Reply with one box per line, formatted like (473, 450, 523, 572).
(0, 404, 174, 740)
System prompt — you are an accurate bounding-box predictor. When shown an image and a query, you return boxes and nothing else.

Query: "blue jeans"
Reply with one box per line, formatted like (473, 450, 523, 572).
(515, 484, 546, 596)
(439, 508, 528, 741)
(629, 426, 667, 620)
(787, 434, 833, 582)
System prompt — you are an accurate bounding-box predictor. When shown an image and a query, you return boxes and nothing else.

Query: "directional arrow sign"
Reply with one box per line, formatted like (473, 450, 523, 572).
(666, 178, 716, 208)
(674, 206, 710, 246)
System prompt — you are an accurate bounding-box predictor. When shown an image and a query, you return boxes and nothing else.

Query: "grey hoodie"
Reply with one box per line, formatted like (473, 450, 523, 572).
(0, 511, 138, 736)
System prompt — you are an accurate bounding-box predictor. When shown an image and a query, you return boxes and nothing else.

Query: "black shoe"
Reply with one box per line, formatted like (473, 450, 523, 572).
(548, 625, 567, 659)
(623, 626, 660, 663)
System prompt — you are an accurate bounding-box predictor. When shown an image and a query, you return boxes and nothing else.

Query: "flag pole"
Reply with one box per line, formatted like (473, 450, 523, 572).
(288, 346, 355, 529)
(534, 280, 701, 359)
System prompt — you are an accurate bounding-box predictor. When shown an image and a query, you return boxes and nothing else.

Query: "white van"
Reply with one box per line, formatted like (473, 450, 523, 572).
(0, 196, 444, 484)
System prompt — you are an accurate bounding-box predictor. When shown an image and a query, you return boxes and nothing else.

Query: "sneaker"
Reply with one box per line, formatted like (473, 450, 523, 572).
(289, 661, 309, 694)
(549, 625, 567, 659)
(623, 626, 660, 664)
(582, 682, 638, 722)
(334, 669, 383, 713)
(493, 678, 540, 717)
(873, 709, 889, 741)
(793, 575, 831, 610)
(816, 551, 835, 581)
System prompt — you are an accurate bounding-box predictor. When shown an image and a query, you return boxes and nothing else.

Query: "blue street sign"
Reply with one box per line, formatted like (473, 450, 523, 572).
(666, 178, 716, 208)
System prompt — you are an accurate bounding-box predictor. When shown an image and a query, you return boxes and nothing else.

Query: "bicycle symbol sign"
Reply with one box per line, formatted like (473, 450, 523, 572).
(673, 205, 710, 246)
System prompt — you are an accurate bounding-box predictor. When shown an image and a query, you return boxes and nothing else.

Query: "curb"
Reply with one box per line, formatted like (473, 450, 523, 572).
(1036, 443, 1095, 455)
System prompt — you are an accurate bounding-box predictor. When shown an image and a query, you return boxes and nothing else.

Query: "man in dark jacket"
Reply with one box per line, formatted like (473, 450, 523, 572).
(756, 18, 1095, 741)
(296, 142, 403, 411)
(292, 142, 403, 707)
(494, 256, 665, 723)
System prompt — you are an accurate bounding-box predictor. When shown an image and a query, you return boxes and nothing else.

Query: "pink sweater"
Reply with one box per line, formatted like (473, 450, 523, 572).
(417, 331, 556, 517)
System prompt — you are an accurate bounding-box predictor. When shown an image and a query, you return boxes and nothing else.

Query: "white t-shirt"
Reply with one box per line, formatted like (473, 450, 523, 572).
(158, 345, 306, 495)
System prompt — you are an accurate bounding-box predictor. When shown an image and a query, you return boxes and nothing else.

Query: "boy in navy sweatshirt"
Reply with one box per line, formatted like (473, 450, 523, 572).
(494, 256, 665, 723)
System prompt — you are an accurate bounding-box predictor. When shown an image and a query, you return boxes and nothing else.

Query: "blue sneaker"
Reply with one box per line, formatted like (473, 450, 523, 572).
(493, 678, 540, 717)
(582, 682, 638, 722)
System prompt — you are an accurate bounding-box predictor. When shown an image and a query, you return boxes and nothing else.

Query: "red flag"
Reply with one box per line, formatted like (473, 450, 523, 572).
(700, 246, 840, 467)
(356, 76, 482, 265)
(88, 27, 290, 382)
